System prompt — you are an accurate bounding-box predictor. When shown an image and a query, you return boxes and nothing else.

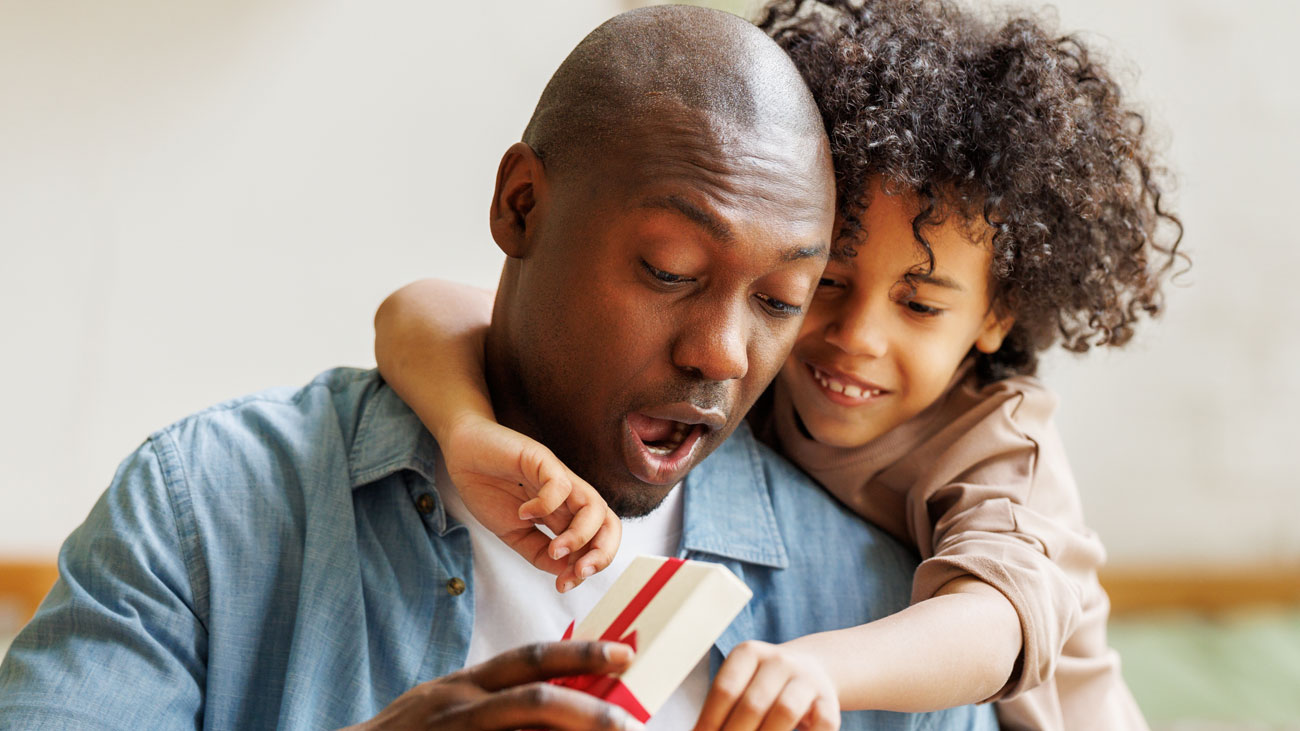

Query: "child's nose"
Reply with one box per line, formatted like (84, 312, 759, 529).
(823, 300, 888, 358)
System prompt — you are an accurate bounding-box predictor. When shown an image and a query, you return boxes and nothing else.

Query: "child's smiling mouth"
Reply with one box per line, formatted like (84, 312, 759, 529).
(805, 362, 889, 406)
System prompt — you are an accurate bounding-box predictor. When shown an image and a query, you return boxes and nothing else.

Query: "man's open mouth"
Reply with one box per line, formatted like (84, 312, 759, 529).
(630, 413, 703, 455)
(620, 405, 726, 486)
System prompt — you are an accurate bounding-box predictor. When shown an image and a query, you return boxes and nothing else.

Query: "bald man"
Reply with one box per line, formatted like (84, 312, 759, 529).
(0, 8, 995, 730)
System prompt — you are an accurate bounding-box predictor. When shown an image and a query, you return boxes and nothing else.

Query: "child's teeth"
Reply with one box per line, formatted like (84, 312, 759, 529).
(829, 380, 845, 394)
(844, 384, 862, 398)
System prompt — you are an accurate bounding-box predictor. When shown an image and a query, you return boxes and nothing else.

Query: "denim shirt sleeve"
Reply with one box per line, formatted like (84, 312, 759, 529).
(0, 437, 207, 730)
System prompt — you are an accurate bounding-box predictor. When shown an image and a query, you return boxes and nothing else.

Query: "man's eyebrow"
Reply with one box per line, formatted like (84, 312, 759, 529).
(783, 243, 829, 262)
(639, 195, 734, 242)
(909, 270, 966, 291)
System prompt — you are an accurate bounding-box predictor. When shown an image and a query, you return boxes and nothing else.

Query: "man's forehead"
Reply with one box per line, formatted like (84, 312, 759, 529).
(597, 127, 832, 220)
(637, 193, 830, 262)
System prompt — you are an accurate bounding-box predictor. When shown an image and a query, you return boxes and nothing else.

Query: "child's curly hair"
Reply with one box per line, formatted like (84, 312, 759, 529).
(756, 0, 1185, 382)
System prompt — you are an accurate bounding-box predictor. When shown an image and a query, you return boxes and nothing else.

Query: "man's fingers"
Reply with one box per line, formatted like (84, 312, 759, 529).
(449, 682, 644, 731)
(467, 641, 635, 692)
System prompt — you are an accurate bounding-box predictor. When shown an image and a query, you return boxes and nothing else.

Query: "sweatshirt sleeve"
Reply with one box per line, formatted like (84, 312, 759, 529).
(907, 380, 1107, 702)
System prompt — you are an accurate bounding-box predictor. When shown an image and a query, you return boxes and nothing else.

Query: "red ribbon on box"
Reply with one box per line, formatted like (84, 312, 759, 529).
(546, 556, 687, 723)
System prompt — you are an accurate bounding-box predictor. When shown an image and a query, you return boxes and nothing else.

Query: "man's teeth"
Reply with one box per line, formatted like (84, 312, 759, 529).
(647, 422, 692, 455)
(812, 368, 881, 399)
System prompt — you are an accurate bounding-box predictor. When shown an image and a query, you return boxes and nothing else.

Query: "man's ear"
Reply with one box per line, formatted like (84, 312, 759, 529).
(974, 307, 1015, 354)
(489, 142, 547, 259)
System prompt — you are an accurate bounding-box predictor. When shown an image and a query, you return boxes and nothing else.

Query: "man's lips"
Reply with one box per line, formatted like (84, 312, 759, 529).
(804, 362, 889, 406)
(634, 402, 728, 431)
(621, 402, 727, 486)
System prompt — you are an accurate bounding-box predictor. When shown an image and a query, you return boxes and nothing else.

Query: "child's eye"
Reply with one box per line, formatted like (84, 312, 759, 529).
(905, 300, 942, 316)
(641, 259, 693, 285)
(755, 293, 803, 318)
(817, 277, 845, 290)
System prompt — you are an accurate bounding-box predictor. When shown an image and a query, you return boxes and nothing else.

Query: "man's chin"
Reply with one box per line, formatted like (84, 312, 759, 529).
(602, 481, 677, 519)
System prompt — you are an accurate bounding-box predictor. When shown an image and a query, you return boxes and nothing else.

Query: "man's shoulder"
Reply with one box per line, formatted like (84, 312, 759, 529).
(140, 367, 431, 510)
(153, 367, 381, 448)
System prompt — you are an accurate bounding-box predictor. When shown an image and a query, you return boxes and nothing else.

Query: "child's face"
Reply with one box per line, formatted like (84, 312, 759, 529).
(779, 182, 1012, 448)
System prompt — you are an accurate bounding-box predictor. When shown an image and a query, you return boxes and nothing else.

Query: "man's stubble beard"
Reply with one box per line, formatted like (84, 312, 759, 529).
(493, 343, 670, 519)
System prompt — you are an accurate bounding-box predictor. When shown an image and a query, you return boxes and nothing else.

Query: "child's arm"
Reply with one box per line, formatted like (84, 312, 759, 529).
(691, 577, 1020, 729)
(374, 279, 621, 592)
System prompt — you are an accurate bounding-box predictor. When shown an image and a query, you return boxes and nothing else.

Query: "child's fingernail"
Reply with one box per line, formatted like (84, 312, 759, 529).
(579, 564, 595, 579)
(552, 546, 570, 560)
(560, 581, 575, 593)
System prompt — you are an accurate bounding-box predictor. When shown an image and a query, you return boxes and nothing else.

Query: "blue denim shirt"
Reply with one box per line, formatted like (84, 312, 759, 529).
(0, 368, 995, 730)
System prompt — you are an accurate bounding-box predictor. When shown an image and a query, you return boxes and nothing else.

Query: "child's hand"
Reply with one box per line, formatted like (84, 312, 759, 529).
(441, 413, 622, 593)
(692, 641, 840, 731)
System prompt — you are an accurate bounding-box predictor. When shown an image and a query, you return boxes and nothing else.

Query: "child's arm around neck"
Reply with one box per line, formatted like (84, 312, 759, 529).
(374, 278, 621, 591)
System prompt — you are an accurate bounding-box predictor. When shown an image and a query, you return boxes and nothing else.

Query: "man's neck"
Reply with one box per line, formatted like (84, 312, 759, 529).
(482, 301, 543, 445)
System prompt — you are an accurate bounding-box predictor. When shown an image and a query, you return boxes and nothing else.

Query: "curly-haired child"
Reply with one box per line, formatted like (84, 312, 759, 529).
(373, 0, 1184, 728)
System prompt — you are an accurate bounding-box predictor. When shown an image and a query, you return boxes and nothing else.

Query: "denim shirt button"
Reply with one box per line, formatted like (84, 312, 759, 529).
(415, 493, 435, 515)
(446, 577, 466, 596)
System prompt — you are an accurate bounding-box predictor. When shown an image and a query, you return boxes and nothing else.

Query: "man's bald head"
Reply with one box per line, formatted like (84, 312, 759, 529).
(486, 6, 834, 517)
(522, 5, 824, 173)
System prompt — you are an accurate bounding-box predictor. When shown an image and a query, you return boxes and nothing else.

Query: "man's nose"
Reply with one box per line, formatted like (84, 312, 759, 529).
(671, 301, 749, 382)
(823, 295, 888, 358)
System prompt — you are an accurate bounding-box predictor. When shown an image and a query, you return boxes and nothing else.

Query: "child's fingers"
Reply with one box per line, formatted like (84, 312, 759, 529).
(570, 510, 622, 581)
(796, 696, 840, 731)
(755, 680, 816, 731)
(501, 527, 573, 577)
(516, 449, 573, 520)
(553, 554, 583, 594)
(551, 513, 621, 593)
(692, 646, 761, 731)
(517, 494, 559, 522)
(548, 501, 608, 559)
(719, 660, 794, 731)
(518, 469, 576, 521)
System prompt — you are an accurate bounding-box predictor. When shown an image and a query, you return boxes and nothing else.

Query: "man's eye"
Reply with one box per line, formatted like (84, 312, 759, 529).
(756, 293, 803, 318)
(641, 259, 692, 284)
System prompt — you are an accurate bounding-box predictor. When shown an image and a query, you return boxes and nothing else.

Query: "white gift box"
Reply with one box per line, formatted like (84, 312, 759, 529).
(559, 554, 752, 720)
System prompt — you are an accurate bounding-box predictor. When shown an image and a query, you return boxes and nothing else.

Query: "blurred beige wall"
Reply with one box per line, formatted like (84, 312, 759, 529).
(1, 0, 1297, 567)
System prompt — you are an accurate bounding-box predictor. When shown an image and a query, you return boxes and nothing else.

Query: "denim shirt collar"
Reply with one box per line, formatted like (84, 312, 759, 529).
(681, 422, 790, 569)
(348, 382, 441, 491)
(349, 384, 790, 570)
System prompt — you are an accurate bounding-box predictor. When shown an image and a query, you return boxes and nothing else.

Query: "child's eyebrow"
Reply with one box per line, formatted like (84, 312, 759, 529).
(909, 271, 966, 292)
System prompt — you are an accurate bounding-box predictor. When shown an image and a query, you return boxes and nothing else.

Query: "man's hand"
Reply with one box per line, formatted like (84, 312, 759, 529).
(692, 641, 840, 731)
(344, 641, 643, 731)
(443, 413, 622, 592)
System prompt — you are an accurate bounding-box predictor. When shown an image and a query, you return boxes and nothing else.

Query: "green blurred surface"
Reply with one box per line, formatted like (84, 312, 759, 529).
(1110, 609, 1300, 726)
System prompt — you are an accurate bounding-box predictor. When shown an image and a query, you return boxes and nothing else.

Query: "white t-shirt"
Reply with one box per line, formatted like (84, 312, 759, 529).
(436, 462, 710, 729)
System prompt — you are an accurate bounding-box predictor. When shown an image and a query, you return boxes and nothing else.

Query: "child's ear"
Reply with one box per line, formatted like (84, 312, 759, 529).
(975, 307, 1015, 354)
(489, 142, 547, 259)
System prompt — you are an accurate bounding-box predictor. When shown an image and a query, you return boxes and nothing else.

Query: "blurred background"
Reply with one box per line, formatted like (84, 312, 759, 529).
(1, 0, 1297, 726)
